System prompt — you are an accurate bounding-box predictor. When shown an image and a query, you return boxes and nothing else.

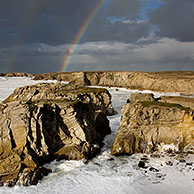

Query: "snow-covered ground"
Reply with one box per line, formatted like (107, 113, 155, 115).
(0, 77, 194, 194)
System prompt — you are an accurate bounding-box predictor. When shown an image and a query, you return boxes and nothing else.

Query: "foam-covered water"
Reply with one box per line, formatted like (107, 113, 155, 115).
(0, 77, 194, 194)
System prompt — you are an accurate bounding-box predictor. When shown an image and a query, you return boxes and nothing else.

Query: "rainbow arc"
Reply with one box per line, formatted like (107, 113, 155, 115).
(60, 0, 106, 72)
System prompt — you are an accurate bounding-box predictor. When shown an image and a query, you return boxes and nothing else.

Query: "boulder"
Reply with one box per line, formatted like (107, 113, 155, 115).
(111, 93, 194, 156)
(0, 83, 112, 186)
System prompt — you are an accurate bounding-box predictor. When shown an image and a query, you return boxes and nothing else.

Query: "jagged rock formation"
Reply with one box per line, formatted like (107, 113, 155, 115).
(4, 82, 115, 116)
(0, 83, 112, 186)
(34, 71, 194, 94)
(111, 93, 194, 156)
(0, 72, 34, 77)
(34, 72, 72, 81)
(34, 72, 89, 86)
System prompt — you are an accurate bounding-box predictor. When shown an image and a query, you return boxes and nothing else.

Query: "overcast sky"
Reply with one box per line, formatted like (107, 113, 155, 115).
(0, 0, 194, 73)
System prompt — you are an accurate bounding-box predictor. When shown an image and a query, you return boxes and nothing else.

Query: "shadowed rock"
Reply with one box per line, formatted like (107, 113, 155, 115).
(4, 82, 115, 116)
(0, 83, 112, 186)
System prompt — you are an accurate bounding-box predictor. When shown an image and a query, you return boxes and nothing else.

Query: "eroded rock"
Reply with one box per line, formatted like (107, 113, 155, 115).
(129, 93, 155, 103)
(4, 82, 115, 116)
(0, 72, 33, 77)
(34, 71, 194, 94)
(111, 93, 194, 156)
(0, 83, 112, 186)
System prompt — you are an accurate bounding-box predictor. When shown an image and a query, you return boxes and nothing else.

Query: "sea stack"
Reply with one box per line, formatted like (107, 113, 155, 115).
(0, 82, 114, 186)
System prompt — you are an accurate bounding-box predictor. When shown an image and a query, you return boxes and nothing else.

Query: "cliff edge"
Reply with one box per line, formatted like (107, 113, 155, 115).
(0, 83, 113, 186)
(34, 71, 194, 94)
(111, 93, 194, 156)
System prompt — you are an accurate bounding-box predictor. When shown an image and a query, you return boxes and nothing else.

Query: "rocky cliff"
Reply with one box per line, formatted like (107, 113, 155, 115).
(33, 71, 194, 94)
(34, 72, 89, 86)
(160, 96, 194, 110)
(111, 93, 194, 156)
(0, 83, 112, 186)
(85, 71, 194, 94)
(0, 72, 34, 77)
(4, 82, 115, 116)
(3, 71, 194, 94)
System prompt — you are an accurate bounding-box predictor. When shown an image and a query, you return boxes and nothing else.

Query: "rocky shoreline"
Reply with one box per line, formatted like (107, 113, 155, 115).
(33, 71, 194, 94)
(2, 71, 194, 94)
(0, 82, 114, 186)
(1, 71, 194, 186)
(0, 72, 34, 77)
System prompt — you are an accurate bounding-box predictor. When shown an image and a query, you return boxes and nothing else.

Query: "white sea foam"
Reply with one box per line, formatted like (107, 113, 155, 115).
(0, 77, 194, 194)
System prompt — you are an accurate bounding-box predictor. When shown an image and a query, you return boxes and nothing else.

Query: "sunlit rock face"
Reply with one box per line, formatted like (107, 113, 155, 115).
(111, 93, 194, 156)
(34, 71, 194, 94)
(0, 83, 112, 186)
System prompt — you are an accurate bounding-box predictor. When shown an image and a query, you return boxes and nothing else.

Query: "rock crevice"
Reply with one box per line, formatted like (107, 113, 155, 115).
(0, 83, 113, 186)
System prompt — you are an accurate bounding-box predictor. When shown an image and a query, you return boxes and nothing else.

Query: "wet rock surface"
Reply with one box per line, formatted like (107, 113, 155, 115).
(0, 82, 112, 186)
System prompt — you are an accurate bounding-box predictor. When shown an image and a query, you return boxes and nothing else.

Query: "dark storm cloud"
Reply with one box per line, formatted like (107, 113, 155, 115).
(67, 38, 194, 72)
(1, 38, 194, 73)
(86, 19, 151, 43)
(1, 0, 193, 74)
(107, 0, 142, 18)
(0, 0, 149, 48)
(149, 0, 194, 41)
(0, 0, 98, 47)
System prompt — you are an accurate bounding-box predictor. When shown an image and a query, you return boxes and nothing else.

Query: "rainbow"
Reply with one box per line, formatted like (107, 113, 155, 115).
(60, 0, 106, 72)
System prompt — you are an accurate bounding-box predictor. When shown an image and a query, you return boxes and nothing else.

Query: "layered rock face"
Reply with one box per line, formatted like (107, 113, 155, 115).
(4, 82, 115, 115)
(0, 83, 112, 186)
(34, 71, 194, 94)
(85, 71, 194, 94)
(0, 72, 33, 77)
(111, 93, 194, 156)
(34, 72, 89, 86)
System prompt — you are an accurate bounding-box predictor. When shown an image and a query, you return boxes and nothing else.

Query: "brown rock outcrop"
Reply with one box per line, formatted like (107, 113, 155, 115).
(0, 72, 34, 77)
(4, 82, 115, 115)
(129, 93, 156, 103)
(160, 96, 194, 110)
(0, 83, 112, 186)
(111, 93, 194, 156)
(86, 71, 194, 94)
(33, 71, 194, 94)
(34, 72, 90, 86)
